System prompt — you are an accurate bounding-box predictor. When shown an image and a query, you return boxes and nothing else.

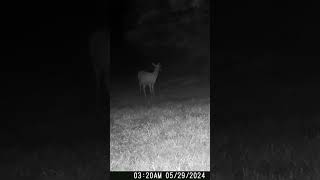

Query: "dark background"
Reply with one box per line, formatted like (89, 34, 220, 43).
(214, 0, 320, 137)
(0, 0, 111, 146)
(0, 0, 210, 147)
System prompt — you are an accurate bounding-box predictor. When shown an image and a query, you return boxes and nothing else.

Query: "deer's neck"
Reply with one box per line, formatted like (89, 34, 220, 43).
(153, 68, 160, 77)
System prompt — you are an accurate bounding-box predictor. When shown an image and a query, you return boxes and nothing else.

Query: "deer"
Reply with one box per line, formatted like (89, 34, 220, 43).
(138, 62, 161, 97)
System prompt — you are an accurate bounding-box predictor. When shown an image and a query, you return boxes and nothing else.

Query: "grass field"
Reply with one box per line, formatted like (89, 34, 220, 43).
(0, 141, 106, 180)
(110, 75, 210, 171)
(0, 75, 209, 178)
(213, 81, 320, 179)
(213, 129, 320, 179)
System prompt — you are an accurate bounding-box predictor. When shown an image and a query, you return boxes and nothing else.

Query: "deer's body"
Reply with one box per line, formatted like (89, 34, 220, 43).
(138, 63, 161, 96)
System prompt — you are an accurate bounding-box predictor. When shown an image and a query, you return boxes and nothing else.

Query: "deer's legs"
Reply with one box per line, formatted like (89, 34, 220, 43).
(143, 85, 147, 97)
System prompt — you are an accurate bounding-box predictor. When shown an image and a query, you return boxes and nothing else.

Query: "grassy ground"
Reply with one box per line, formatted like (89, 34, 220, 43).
(110, 75, 210, 171)
(0, 72, 107, 180)
(213, 82, 320, 179)
(213, 128, 320, 179)
(0, 141, 105, 180)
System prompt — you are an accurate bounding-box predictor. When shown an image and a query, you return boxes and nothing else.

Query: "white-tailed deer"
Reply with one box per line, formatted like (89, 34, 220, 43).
(138, 62, 161, 96)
